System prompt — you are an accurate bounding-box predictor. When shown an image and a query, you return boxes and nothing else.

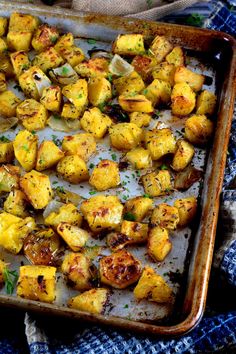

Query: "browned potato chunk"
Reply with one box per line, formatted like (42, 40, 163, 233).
(62, 133, 96, 161)
(149, 36, 173, 63)
(174, 196, 197, 227)
(126, 148, 152, 169)
(131, 55, 157, 81)
(106, 232, 131, 251)
(0, 17, 8, 36)
(17, 265, 56, 303)
(74, 57, 109, 78)
(10, 51, 30, 78)
(124, 196, 153, 222)
(129, 112, 151, 128)
(171, 82, 196, 116)
(185, 114, 214, 145)
(62, 79, 88, 110)
(45, 203, 82, 228)
(19, 66, 51, 100)
(9, 12, 39, 32)
(0, 90, 21, 117)
(0, 141, 14, 163)
(114, 71, 145, 96)
(89, 159, 120, 191)
(152, 62, 175, 86)
(33, 47, 64, 72)
(16, 99, 48, 131)
(7, 31, 32, 52)
(36, 140, 64, 171)
(56, 45, 85, 68)
(81, 107, 112, 139)
(148, 227, 172, 262)
(99, 249, 142, 289)
(113, 34, 145, 56)
(121, 220, 148, 244)
(56, 155, 89, 184)
(80, 195, 123, 232)
(151, 204, 179, 230)
(134, 266, 173, 302)
(141, 170, 172, 197)
(119, 94, 153, 113)
(61, 103, 82, 120)
(61, 252, 92, 291)
(20, 170, 53, 209)
(196, 90, 217, 115)
(143, 79, 171, 106)
(166, 46, 184, 67)
(145, 128, 176, 161)
(4, 189, 28, 218)
(32, 24, 59, 52)
(13, 130, 38, 172)
(174, 66, 204, 92)
(88, 77, 112, 106)
(40, 86, 61, 112)
(68, 288, 109, 314)
(171, 139, 195, 171)
(109, 123, 143, 150)
(57, 223, 89, 251)
(0, 72, 7, 92)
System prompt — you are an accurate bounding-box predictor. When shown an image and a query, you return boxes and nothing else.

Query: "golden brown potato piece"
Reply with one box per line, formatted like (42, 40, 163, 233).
(33, 47, 64, 73)
(7, 31, 32, 52)
(0, 72, 7, 92)
(166, 46, 185, 67)
(56, 155, 89, 184)
(80, 195, 123, 232)
(171, 82, 196, 116)
(151, 204, 179, 230)
(134, 266, 173, 303)
(131, 55, 157, 81)
(89, 160, 120, 191)
(0, 17, 8, 36)
(4, 189, 28, 218)
(114, 71, 145, 96)
(10, 51, 30, 78)
(16, 99, 48, 131)
(0, 38, 7, 53)
(19, 66, 51, 100)
(143, 79, 171, 106)
(88, 77, 112, 106)
(149, 36, 173, 63)
(61, 103, 82, 120)
(171, 139, 195, 172)
(68, 288, 109, 314)
(99, 249, 142, 289)
(40, 86, 61, 112)
(81, 107, 112, 139)
(0, 53, 14, 78)
(121, 220, 149, 244)
(196, 90, 217, 116)
(174, 66, 204, 92)
(145, 128, 176, 161)
(62, 79, 88, 110)
(74, 57, 109, 78)
(106, 232, 131, 251)
(185, 115, 214, 145)
(0, 141, 14, 164)
(23, 228, 60, 266)
(20, 170, 53, 209)
(124, 196, 153, 222)
(56, 45, 85, 68)
(13, 130, 38, 172)
(45, 203, 82, 228)
(129, 112, 151, 128)
(148, 227, 172, 262)
(0, 90, 21, 117)
(0, 259, 7, 285)
(62, 133, 96, 161)
(112, 34, 145, 56)
(109, 123, 143, 150)
(118, 94, 153, 113)
(32, 24, 59, 52)
(174, 165, 202, 191)
(0, 165, 20, 193)
(36, 140, 64, 171)
(57, 223, 89, 251)
(126, 148, 152, 169)
(9, 12, 39, 32)
(141, 170, 172, 197)
(152, 62, 176, 86)
(61, 252, 93, 291)
(17, 265, 56, 303)
(174, 196, 197, 227)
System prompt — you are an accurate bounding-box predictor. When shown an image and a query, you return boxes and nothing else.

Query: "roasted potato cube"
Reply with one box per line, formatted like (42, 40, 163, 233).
(145, 128, 176, 161)
(88, 77, 112, 106)
(0, 72, 6, 92)
(152, 62, 175, 86)
(61, 252, 92, 291)
(106, 232, 131, 251)
(148, 227, 172, 261)
(0, 141, 14, 163)
(174, 66, 204, 92)
(196, 90, 217, 115)
(62, 79, 88, 109)
(109, 123, 142, 150)
(56, 45, 85, 67)
(68, 288, 109, 314)
(57, 223, 89, 251)
(126, 147, 152, 169)
(171, 82, 196, 116)
(0, 90, 21, 117)
(0, 165, 20, 193)
(45, 203, 82, 228)
(62, 133, 96, 161)
(134, 266, 173, 302)
(0, 259, 6, 285)
(19, 66, 51, 100)
(0, 212, 36, 254)
(33, 47, 64, 72)
(13, 130, 38, 171)
(149, 36, 173, 63)
(131, 55, 157, 81)
(185, 114, 214, 145)
(17, 265, 56, 303)
(7, 31, 32, 52)
(171, 139, 194, 171)
(142, 170, 172, 197)
(32, 24, 59, 52)
(36, 140, 64, 171)
(143, 79, 171, 106)
(9, 12, 39, 32)
(0, 38, 7, 53)
(166, 46, 184, 67)
(81, 195, 123, 232)
(0, 17, 8, 36)
(174, 196, 197, 227)
(4, 190, 28, 218)
(121, 220, 148, 244)
(74, 57, 109, 78)
(0, 53, 14, 78)
(99, 249, 142, 289)
(118, 94, 153, 113)
(151, 204, 179, 230)
(89, 160, 120, 191)
(124, 196, 153, 222)
(61, 103, 82, 120)
(54, 33, 74, 50)
(114, 71, 145, 96)
(129, 112, 151, 128)
(81, 107, 112, 139)
(112, 34, 145, 56)
(20, 170, 53, 209)
(10, 51, 30, 78)
(56, 155, 89, 184)
(17, 99, 48, 131)
(40, 86, 61, 112)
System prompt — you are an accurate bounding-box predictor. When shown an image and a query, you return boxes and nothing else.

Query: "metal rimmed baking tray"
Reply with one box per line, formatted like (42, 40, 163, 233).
(0, 0, 235, 336)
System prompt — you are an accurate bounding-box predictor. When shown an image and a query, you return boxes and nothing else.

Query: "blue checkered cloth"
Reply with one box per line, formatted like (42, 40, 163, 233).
(1, 2, 236, 353)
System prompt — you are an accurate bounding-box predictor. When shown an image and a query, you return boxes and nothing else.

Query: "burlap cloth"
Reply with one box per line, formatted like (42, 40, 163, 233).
(17, 0, 205, 20)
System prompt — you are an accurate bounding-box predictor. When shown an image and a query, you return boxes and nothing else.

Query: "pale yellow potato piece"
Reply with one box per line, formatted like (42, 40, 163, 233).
(148, 227, 172, 262)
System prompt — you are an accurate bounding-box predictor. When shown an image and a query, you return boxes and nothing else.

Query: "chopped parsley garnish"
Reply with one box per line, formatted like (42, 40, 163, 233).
(51, 135, 61, 147)
(87, 38, 97, 44)
(107, 73, 113, 83)
(50, 35, 58, 44)
(31, 130, 36, 135)
(143, 193, 151, 198)
(186, 14, 205, 27)
(53, 114, 61, 120)
(111, 153, 117, 161)
(52, 181, 58, 185)
(62, 66, 69, 75)
(89, 190, 97, 195)
(22, 144, 29, 152)
(56, 185, 65, 193)
(124, 304, 129, 309)
(89, 163, 95, 169)
(123, 212, 136, 221)
(3, 268, 18, 295)
(0, 136, 10, 142)
(136, 170, 141, 177)
(160, 164, 168, 170)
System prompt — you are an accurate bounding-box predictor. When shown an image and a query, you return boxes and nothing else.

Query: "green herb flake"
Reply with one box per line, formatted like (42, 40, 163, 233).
(50, 35, 58, 44)
(89, 163, 95, 169)
(123, 212, 136, 221)
(136, 170, 141, 177)
(107, 73, 113, 83)
(89, 190, 97, 195)
(51, 135, 61, 147)
(98, 102, 106, 112)
(124, 304, 129, 309)
(52, 181, 58, 185)
(143, 193, 151, 198)
(3, 268, 18, 295)
(31, 130, 36, 135)
(62, 66, 69, 75)
(143, 89, 148, 95)
(111, 153, 117, 161)
(87, 39, 97, 45)
(53, 114, 61, 120)
(186, 14, 205, 27)
(22, 144, 29, 152)
(0, 136, 10, 142)
(56, 185, 65, 193)
(160, 164, 168, 170)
